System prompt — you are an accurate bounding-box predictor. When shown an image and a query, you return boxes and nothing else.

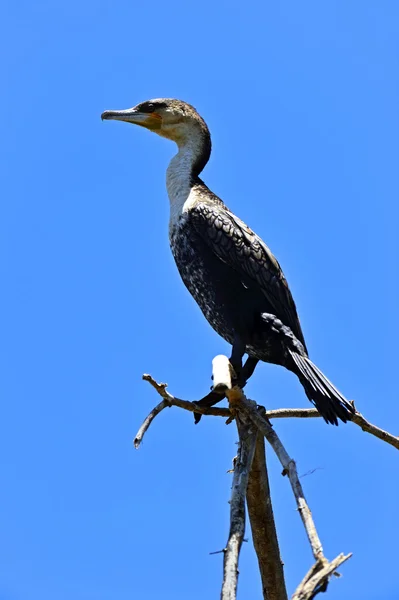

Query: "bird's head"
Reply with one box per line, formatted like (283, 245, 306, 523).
(101, 98, 210, 148)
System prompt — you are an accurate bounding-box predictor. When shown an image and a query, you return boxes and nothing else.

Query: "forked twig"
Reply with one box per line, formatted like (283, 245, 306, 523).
(291, 552, 352, 600)
(134, 375, 230, 448)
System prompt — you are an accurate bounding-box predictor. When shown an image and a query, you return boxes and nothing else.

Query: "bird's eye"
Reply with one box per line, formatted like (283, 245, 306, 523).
(139, 101, 167, 113)
(140, 102, 156, 113)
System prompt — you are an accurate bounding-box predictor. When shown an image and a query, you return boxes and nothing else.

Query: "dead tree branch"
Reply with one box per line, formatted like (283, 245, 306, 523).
(267, 406, 399, 451)
(136, 375, 399, 451)
(226, 389, 352, 597)
(135, 364, 396, 599)
(221, 412, 257, 600)
(133, 398, 170, 448)
(265, 408, 320, 419)
(235, 393, 324, 559)
(247, 432, 288, 600)
(351, 410, 399, 450)
(291, 552, 352, 600)
(134, 375, 230, 448)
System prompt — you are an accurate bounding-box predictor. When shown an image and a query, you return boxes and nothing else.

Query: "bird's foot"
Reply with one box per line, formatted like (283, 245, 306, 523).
(192, 389, 226, 424)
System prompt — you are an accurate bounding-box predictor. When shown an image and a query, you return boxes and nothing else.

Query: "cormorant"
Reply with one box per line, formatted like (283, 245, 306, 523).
(101, 98, 354, 425)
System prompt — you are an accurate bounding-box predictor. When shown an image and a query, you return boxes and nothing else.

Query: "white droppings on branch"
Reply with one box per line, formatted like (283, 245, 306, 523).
(213, 354, 234, 392)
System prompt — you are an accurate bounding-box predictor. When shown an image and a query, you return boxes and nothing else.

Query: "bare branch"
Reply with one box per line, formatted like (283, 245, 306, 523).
(247, 434, 288, 600)
(134, 398, 171, 449)
(267, 408, 320, 419)
(134, 375, 231, 448)
(134, 377, 321, 449)
(269, 406, 399, 451)
(221, 412, 257, 600)
(351, 411, 399, 450)
(291, 553, 352, 600)
(137, 374, 399, 456)
(137, 370, 360, 598)
(138, 374, 399, 458)
(141, 375, 229, 416)
(236, 394, 324, 560)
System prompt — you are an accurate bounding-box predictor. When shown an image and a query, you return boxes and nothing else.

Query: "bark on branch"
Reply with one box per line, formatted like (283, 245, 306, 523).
(221, 412, 257, 600)
(246, 434, 288, 600)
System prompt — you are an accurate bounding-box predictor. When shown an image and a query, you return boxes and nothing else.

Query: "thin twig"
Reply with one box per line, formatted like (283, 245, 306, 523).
(134, 398, 171, 449)
(267, 408, 320, 419)
(247, 433, 288, 600)
(221, 412, 257, 600)
(351, 411, 399, 450)
(270, 407, 399, 450)
(291, 553, 352, 600)
(134, 375, 231, 448)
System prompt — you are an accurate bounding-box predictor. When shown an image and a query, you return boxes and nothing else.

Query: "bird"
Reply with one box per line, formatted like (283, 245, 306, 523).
(101, 98, 355, 425)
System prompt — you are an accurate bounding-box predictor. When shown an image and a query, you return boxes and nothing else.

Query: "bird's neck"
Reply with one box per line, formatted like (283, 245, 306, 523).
(166, 136, 209, 233)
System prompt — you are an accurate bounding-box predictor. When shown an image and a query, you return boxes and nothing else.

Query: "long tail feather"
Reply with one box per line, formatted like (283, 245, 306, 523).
(289, 350, 355, 425)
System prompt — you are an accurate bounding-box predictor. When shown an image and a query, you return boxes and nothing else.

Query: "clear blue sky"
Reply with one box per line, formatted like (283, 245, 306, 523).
(2, 1, 398, 599)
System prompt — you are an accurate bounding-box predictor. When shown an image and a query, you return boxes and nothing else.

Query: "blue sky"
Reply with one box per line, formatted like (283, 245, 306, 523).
(2, 1, 398, 598)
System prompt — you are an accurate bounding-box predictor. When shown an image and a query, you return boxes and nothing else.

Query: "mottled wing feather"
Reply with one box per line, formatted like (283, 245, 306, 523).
(188, 202, 307, 350)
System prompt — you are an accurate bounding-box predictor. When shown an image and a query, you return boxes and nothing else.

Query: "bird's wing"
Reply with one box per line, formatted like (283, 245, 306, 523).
(189, 201, 307, 350)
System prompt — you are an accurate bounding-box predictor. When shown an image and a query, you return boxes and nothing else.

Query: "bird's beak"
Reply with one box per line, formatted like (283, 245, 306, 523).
(101, 108, 162, 130)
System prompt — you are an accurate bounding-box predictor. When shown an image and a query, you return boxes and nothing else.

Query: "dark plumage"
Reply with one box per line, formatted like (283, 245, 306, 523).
(102, 98, 355, 425)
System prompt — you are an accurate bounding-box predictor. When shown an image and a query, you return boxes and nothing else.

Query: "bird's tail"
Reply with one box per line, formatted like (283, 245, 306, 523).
(289, 350, 355, 425)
